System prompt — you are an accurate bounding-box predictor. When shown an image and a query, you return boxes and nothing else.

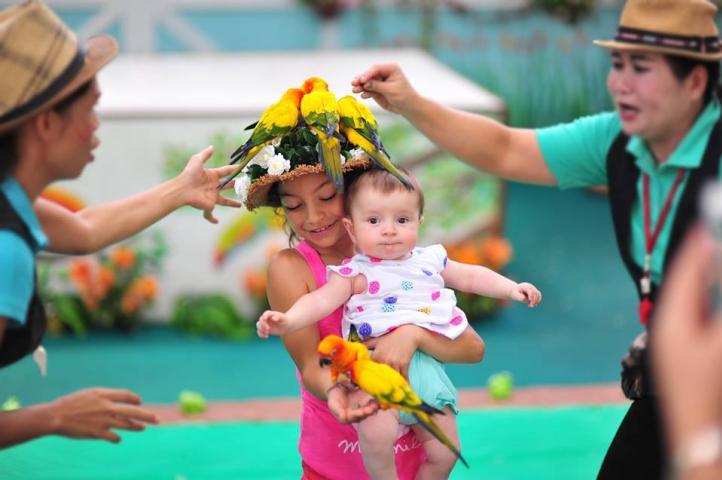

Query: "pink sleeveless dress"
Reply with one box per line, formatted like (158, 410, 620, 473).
(294, 241, 425, 480)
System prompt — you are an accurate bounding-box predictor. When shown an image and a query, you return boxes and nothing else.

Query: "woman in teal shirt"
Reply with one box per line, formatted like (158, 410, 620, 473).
(352, 0, 721, 478)
(0, 2, 238, 449)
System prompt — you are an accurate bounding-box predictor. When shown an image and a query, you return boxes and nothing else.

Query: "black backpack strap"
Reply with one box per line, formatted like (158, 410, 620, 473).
(0, 191, 47, 368)
(606, 132, 647, 297)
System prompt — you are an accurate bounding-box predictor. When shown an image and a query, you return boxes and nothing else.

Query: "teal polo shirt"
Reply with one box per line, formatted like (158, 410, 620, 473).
(537, 101, 722, 285)
(0, 177, 48, 327)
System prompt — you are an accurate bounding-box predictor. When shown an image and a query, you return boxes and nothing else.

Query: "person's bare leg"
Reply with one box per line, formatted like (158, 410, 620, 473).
(412, 406, 461, 480)
(354, 391, 400, 480)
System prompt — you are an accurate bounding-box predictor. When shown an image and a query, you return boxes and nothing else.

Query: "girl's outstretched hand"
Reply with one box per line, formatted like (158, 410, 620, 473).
(326, 381, 379, 424)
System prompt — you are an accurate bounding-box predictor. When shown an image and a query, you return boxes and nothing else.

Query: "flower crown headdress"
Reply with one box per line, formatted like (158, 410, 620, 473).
(221, 76, 412, 210)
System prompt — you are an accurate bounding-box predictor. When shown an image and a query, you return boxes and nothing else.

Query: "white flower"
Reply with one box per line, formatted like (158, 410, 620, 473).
(248, 145, 275, 169)
(340, 153, 347, 166)
(266, 153, 291, 176)
(234, 175, 251, 203)
(271, 137, 282, 147)
(349, 148, 370, 162)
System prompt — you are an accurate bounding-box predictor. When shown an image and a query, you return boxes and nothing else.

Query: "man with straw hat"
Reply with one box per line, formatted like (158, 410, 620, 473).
(354, 0, 722, 478)
(0, 1, 239, 448)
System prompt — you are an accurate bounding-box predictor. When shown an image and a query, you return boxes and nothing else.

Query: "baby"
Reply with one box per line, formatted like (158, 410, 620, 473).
(257, 168, 541, 479)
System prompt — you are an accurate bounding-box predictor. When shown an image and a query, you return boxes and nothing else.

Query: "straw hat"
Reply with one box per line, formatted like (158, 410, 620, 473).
(0, 1, 118, 134)
(594, 0, 722, 61)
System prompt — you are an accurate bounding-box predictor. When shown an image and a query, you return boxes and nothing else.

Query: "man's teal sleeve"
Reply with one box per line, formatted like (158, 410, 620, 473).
(537, 111, 622, 189)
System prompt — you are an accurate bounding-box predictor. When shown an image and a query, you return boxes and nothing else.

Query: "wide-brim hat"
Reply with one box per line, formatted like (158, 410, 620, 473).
(0, 1, 118, 134)
(594, 0, 722, 61)
(245, 157, 372, 210)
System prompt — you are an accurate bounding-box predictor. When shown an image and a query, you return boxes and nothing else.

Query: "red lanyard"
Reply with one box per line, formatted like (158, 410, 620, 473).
(638, 169, 686, 324)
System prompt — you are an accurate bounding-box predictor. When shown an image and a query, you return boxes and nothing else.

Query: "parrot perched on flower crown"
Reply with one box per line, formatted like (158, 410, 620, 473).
(318, 335, 469, 468)
(219, 88, 304, 189)
(337, 95, 413, 190)
(299, 77, 344, 192)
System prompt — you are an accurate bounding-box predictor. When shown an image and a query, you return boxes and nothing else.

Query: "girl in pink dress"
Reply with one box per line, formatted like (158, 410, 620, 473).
(233, 121, 486, 479)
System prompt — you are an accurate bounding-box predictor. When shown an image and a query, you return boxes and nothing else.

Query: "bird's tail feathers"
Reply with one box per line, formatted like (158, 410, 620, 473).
(365, 148, 414, 190)
(313, 127, 343, 192)
(413, 411, 469, 468)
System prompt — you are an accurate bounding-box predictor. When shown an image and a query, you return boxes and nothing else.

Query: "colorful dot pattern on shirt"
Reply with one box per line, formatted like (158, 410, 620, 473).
(332, 245, 468, 342)
(359, 322, 372, 337)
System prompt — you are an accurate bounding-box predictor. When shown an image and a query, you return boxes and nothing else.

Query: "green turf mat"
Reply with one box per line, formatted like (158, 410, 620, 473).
(0, 404, 627, 480)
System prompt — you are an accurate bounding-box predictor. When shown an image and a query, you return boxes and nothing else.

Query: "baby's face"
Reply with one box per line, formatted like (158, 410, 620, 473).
(345, 186, 421, 261)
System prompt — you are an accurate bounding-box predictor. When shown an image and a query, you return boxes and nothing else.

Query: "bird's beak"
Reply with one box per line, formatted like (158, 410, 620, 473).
(319, 357, 332, 367)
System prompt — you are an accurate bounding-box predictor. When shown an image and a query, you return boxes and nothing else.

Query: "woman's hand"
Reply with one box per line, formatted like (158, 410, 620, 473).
(351, 64, 420, 115)
(47, 387, 158, 443)
(177, 145, 241, 223)
(326, 381, 379, 424)
(364, 325, 420, 379)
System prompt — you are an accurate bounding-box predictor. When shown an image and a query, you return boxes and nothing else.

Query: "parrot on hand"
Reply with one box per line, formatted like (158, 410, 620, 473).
(220, 88, 304, 189)
(318, 335, 469, 468)
(337, 95, 413, 190)
(299, 77, 344, 192)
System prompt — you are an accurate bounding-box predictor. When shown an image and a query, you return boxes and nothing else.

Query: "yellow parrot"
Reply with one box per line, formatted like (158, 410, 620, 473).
(299, 77, 344, 192)
(337, 95, 413, 190)
(318, 335, 469, 467)
(220, 88, 304, 188)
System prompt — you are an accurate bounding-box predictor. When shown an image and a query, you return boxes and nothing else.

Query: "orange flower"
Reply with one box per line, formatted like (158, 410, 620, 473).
(447, 242, 483, 266)
(111, 247, 136, 270)
(98, 266, 115, 296)
(243, 270, 267, 299)
(79, 289, 99, 310)
(121, 294, 140, 315)
(481, 236, 512, 269)
(133, 276, 158, 301)
(69, 259, 93, 287)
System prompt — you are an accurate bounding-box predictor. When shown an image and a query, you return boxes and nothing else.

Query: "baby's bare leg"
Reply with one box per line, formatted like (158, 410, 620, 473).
(412, 406, 461, 480)
(352, 390, 400, 480)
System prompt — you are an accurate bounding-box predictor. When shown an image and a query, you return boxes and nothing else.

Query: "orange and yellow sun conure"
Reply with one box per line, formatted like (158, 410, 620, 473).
(318, 335, 469, 467)
(220, 88, 304, 188)
(299, 77, 344, 192)
(337, 95, 413, 190)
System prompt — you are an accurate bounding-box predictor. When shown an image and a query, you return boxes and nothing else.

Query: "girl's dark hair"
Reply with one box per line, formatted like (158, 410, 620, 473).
(0, 80, 93, 182)
(665, 56, 721, 105)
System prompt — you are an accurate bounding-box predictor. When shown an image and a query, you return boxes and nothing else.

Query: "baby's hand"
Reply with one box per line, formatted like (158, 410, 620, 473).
(510, 282, 542, 307)
(257, 310, 290, 338)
